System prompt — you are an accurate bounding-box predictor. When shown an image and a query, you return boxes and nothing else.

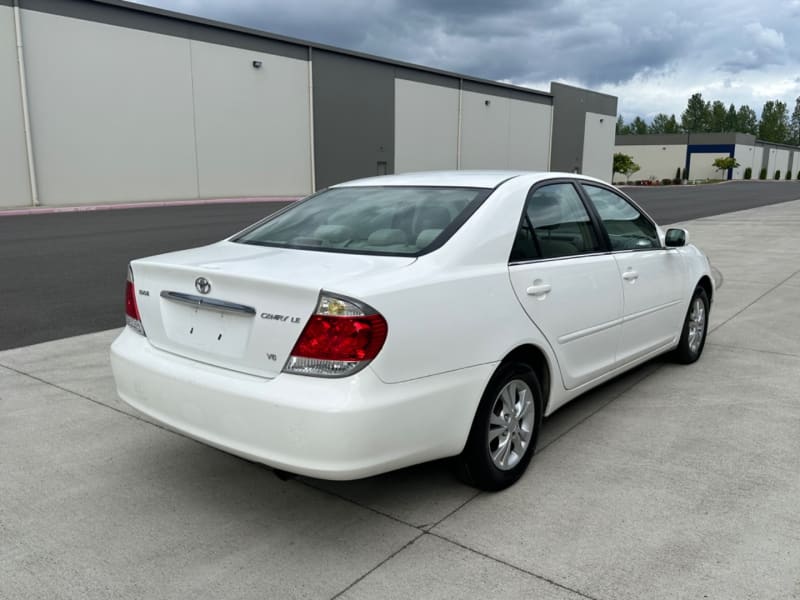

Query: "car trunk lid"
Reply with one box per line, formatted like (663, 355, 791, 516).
(130, 241, 414, 378)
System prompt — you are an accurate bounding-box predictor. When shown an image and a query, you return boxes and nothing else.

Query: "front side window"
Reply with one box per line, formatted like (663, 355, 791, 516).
(511, 183, 600, 261)
(583, 185, 660, 251)
(234, 186, 490, 256)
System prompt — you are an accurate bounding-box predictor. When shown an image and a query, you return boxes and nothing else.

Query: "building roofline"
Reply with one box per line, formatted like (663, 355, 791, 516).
(83, 0, 552, 100)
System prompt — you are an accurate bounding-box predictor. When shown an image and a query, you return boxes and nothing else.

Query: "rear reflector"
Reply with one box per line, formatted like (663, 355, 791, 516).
(284, 293, 387, 377)
(125, 266, 145, 336)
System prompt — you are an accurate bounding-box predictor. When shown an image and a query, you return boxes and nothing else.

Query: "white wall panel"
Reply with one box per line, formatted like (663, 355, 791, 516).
(753, 147, 764, 177)
(613, 144, 685, 183)
(689, 153, 728, 180)
(460, 91, 509, 169)
(192, 41, 311, 197)
(507, 99, 551, 171)
(582, 111, 614, 181)
(774, 149, 790, 178)
(733, 144, 758, 179)
(460, 91, 551, 170)
(0, 5, 31, 207)
(394, 78, 458, 172)
(21, 10, 198, 205)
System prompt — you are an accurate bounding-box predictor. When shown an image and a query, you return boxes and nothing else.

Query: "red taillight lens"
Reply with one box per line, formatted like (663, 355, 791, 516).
(284, 293, 387, 377)
(291, 314, 387, 361)
(125, 267, 145, 336)
(125, 280, 140, 321)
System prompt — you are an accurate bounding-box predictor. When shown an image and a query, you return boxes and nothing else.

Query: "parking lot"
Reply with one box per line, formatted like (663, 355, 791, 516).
(2, 194, 800, 599)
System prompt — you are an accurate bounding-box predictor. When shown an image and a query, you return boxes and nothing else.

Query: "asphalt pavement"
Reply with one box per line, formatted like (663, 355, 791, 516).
(2, 199, 799, 599)
(1, 180, 799, 350)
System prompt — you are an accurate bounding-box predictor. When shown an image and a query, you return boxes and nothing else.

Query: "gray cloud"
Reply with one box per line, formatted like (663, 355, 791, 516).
(133, 0, 800, 115)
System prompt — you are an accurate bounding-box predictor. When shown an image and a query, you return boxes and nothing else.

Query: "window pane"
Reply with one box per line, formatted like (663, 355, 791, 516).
(524, 183, 599, 259)
(583, 185, 660, 251)
(235, 186, 489, 256)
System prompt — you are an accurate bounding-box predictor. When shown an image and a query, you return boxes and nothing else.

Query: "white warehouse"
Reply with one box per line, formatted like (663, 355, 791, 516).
(1, 0, 618, 209)
(614, 132, 800, 183)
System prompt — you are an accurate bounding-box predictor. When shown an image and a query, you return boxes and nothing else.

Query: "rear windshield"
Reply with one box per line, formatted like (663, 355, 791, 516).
(234, 186, 491, 256)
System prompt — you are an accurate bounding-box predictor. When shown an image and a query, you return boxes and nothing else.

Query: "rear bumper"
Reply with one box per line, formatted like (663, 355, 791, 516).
(110, 327, 495, 480)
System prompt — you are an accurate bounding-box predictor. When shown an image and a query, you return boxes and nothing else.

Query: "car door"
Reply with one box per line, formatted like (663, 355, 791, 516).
(508, 181, 624, 390)
(580, 184, 686, 364)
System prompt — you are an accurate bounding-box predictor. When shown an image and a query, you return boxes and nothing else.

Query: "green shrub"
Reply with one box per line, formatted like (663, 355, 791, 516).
(797, 171, 800, 180)
(744, 167, 752, 179)
(661, 178, 672, 185)
(681, 167, 687, 180)
(759, 168, 767, 180)
(786, 170, 792, 180)
(774, 170, 781, 180)
(673, 167, 681, 184)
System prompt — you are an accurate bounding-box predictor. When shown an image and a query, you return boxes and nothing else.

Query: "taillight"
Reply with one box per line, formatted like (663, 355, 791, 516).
(125, 266, 145, 336)
(284, 293, 387, 377)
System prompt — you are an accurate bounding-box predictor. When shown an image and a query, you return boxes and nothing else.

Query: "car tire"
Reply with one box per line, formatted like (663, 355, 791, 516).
(456, 362, 543, 491)
(673, 286, 709, 364)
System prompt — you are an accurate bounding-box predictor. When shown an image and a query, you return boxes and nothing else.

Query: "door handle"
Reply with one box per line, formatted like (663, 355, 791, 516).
(622, 269, 639, 282)
(526, 282, 552, 297)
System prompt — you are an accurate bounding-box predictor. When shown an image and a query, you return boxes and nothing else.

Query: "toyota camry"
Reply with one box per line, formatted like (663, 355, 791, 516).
(111, 171, 713, 490)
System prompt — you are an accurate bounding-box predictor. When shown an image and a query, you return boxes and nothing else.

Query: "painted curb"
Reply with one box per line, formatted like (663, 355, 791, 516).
(0, 196, 301, 217)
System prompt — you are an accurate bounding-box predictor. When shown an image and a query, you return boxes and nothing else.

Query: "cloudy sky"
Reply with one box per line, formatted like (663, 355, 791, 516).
(133, 0, 800, 121)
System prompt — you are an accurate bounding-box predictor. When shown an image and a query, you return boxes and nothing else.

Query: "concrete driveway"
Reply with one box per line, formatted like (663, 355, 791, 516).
(2, 201, 799, 599)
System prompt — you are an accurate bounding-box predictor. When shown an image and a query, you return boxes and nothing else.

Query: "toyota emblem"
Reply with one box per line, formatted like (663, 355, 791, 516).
(195, 277, 211, 295)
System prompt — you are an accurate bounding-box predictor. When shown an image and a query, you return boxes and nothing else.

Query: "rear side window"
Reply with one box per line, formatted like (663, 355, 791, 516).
(582, 185, 660, 251)
(234, 186, 490, 256)
(511, 183, 601, 261)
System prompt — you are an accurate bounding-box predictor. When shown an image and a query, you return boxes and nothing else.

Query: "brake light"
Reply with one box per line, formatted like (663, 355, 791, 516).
(284, 293, 387, 377)
(125, 266, 145, 336)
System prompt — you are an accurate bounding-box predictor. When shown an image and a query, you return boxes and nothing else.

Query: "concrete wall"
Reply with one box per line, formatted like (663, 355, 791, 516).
(734, 144, 758, 179)
(765, 148, 790, 179)
(551, 82, 617, 180)
(690, 153, 728, 180)
(394, 77, 458, 173)
(22, 9, 198, 205)
(753, 147, 764, 176)
(459, 90, 551, 170)
(191, 40, 311, 197)
(581, 111, 615, 181)
(614, 144, 685, 183)
(19, 8, 312, 205)
(313, 50, 394, 189)
(0, 4, 32, 207)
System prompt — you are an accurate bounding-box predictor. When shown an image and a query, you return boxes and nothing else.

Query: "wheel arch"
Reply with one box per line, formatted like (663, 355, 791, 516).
(500, 344, 552, 412)
(697, 274, 713, 302)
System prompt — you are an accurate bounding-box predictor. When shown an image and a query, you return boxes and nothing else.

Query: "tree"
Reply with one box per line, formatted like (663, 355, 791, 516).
(631, 116, 648, 135)
(681, 93, 711, 132)
(790, 97, 800, 146)
(737, 105, 758, 135)
(616, 115, 632, 135)
(712, 156, 739, 180)
(664, 114, 680, 134)
(649, 113, 671, 133)
(758, 100, 789, 143)
(648, 113, 680, 134)
(613, 152, 640, 183)
(710, 100, 727, 132)
(725, 103, 738, 132)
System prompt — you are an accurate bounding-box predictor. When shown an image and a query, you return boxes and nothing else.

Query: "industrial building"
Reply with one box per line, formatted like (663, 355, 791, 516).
(615, 132, 800, 183)
(2, 0, 618, 208)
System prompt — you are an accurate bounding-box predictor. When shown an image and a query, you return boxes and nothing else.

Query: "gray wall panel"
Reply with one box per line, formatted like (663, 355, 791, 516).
(550, 82, 617, 174)
(313, 50, 394, 188)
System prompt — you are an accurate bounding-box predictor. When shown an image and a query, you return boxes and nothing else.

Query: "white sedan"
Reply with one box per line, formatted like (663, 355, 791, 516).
(111, 171, 713, 490)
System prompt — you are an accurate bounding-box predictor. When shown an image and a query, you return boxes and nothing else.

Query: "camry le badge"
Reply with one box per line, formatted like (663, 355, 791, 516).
(195, 277, 211, 295)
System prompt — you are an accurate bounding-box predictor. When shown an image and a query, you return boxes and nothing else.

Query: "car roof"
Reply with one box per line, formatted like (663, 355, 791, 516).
(331, 170, 610, 189)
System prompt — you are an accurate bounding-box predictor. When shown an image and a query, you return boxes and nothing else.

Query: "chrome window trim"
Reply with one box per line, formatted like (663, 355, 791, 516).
(508, 250, 612, 266)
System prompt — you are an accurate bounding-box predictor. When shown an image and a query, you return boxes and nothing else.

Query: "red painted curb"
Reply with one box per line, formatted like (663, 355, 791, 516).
(0, 196, 301, 217)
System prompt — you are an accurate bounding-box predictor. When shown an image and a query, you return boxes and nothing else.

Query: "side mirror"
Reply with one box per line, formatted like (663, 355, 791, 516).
(665, 228, 689, 247)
